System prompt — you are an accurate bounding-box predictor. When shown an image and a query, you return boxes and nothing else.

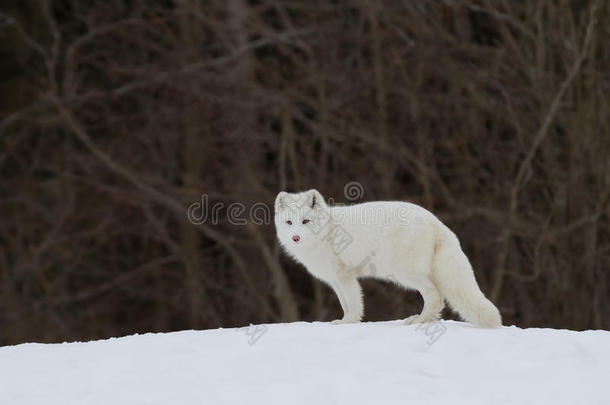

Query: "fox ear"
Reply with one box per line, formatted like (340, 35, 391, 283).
(306, 189, 324, 209)
(275, 191, 289, 210)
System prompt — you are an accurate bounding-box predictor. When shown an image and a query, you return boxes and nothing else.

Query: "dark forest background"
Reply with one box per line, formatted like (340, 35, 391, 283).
(1, 0, 608, 345)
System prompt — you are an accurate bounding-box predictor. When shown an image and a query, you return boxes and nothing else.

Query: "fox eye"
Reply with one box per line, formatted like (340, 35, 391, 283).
(286, 220, 292, 225)
(302, 219, 310, 224)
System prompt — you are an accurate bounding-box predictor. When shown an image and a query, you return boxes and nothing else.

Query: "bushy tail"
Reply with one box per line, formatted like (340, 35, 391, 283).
(432, 229, 502, 328)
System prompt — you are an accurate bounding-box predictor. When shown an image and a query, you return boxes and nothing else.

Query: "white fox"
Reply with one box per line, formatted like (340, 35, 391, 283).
(274, 189, 501, 327)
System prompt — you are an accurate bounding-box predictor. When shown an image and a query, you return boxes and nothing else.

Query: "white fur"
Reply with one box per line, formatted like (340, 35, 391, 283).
(274, 189, 502, 327)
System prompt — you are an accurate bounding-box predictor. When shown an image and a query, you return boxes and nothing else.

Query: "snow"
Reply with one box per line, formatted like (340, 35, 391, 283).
(1, 320, 609, 405)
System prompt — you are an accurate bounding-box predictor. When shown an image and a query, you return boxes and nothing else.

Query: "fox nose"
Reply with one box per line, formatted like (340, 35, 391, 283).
(292, 235, 300, 242)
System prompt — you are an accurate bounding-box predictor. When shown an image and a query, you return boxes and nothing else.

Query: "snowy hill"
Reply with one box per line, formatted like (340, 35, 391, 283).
(1, 320, 609, 405)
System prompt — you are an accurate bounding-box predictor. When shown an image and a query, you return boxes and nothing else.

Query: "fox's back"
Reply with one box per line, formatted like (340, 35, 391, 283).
(328, 201, 441, 269)
(330, 200, 438, 228)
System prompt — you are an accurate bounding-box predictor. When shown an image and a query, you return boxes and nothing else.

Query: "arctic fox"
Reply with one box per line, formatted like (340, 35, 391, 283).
(274, 189, 501, 327)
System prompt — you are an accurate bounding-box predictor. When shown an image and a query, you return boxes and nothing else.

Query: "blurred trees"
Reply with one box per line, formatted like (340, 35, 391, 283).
(0, 0, 608, 344)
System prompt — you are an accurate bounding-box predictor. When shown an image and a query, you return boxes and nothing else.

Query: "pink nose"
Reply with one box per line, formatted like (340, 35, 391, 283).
(292, 235, 300, 242)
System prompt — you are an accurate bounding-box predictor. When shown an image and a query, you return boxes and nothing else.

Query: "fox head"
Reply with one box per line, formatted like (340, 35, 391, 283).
(274, 189, 329, 251)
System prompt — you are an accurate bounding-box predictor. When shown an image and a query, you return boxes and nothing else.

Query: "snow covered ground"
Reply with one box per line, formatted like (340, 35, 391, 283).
(1, 320, 609, 405)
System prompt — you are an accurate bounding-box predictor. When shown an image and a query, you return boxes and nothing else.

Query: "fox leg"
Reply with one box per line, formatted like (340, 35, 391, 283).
(329, 271, 363, 324)
(397, 276, 444, 325)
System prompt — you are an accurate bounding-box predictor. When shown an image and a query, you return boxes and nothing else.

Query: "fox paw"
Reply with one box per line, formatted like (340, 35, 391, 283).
(331, 318, 361, 325)
(404, 314, 440, 325)
(404, 315, 423, 325)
